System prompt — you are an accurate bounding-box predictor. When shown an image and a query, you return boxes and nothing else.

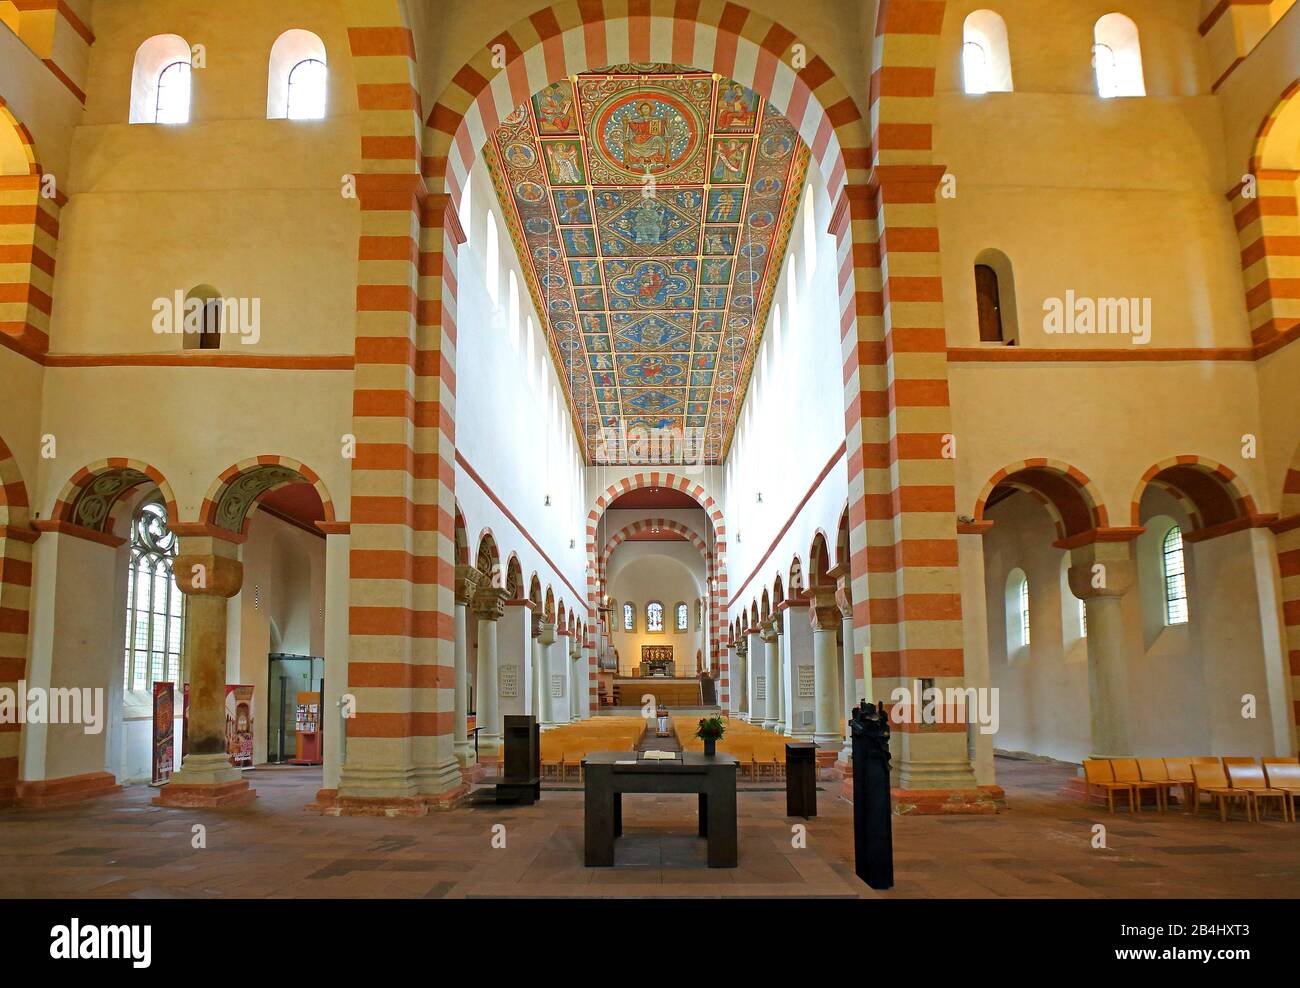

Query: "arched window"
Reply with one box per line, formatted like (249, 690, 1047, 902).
(181, 285, 223, 350)
(695, 599, 703, 631)
(155, 61, 193, 124)
(623, 602, 635, 632)
(1006, 568, 1030, 651)
(802, 185, 817, 284)
(1162, 525, 1188, 625)
(1094, 13, 1145, 98)
(675, 601, 688, 632)
(124, 498, 184, 692)
(130, 35, 192, 125)
(267, 29, 328, 119)
(485, 212, 500, 305)
(508, 271, 520, 343)
(646, 601, 664, 633)
(286, 59, 327, 120)
(1079, 599, 1088, 637)
(974, 248, 1018, 344)
(963, 10, 1013, 94)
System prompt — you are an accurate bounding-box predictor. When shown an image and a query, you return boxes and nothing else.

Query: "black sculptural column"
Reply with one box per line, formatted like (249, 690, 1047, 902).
(850, 700, 894, 890)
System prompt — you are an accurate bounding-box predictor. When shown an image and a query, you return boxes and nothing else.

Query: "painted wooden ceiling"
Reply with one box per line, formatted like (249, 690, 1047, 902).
(484, 64, 810, 465)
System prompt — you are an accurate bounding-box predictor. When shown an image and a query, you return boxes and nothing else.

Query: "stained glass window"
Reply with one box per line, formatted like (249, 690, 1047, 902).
(124, 498, 184, 692)
(646, 601, 664, 633)
(675, 602, 688, 632)
(622, 602, 634, 632)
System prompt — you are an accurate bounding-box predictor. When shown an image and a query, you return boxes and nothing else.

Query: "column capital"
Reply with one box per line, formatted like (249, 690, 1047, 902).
(455, 564, 483, 605)
(808, 587, 840, 631)
(538, 620, 557, 646)
(835, 575, 853, 619)
(758, 618, 777, 643)
(174, 554, 243, 598)
(472, 585, 507, 621)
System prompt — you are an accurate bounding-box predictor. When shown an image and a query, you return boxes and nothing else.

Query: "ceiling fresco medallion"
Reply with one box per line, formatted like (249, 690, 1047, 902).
(486, 64, 810, 464)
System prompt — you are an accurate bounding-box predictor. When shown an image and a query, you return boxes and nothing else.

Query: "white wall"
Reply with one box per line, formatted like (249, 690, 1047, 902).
(455, 155, 586, 624)
(607, 544, 706, 676)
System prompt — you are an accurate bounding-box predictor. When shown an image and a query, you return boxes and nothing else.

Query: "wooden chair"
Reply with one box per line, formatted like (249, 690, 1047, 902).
(1222, 756, 1257, 768)
(1112, 759, 1161, 812)
(1262, 756, 1300, 767)
(1191, 762, 1250, 821)
(1226, 763, 1287, 821)
(1263, 763, 1300, 822)
(1082, 759, 1136, 813)
(1137, 759, 1179, 811)
(1163, 758, 1196, 810)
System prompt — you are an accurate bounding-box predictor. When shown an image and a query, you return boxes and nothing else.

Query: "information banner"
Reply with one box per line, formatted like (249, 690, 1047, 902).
(151, 682, 175, 785)
(224, 684, 255, 768)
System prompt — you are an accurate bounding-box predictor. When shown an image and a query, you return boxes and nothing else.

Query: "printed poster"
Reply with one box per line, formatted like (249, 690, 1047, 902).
(224, 684, 255, 768)
(151, 682, 175, 785)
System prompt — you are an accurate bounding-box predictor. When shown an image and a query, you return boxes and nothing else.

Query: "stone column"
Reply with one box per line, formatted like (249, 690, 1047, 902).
(729, 637, 745, 717)
(1068, 539, 1137, 759)
(155, 536, 254, 807)
(810, 588, 842, 747)
(320, 524, 350, 795)
(473, 586, 506, 758)
(956, 528, 996, 786)
(747, 626, 765, 724)
(539, 620, 558, 727)
(453, 564, 483, 769)
(759, 618, 779, 731)
(554, 629, 571, 724)
(530, 613, 544, 721)
(836, 576, 857, 764)
(772, 614, 787, 734)
(570, 636, 584, 721)
(1247, 526, 1298, 756)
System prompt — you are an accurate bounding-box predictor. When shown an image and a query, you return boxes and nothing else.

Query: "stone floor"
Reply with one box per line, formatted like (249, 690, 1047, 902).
(1, 757, 1297, 899)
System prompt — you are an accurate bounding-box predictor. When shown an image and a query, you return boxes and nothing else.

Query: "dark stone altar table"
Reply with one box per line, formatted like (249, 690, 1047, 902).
(581, 751, 739, 867)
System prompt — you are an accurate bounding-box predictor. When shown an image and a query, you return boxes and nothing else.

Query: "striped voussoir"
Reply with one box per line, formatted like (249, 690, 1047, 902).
(0, 438, 32, 807)
(1236, 81, 1300, 345)
(586, 472, 728, 704)
(973, 459, 1108, 543)
(1130, 456, 1258, 533)
(199, 455, 337, 537)
(417, 0, 884, 718)
(50, 458, 177, 534)
(340, 0, 463, 809)
(0, 100, 60, 356)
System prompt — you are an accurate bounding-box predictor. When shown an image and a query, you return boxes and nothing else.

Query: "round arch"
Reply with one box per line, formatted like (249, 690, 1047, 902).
(0, 432, 31, 527)
(973, 459, 1108, 541)
(201, 455, 335, 536)
(1130, 456, 1259, 535)
(475, 531, 503, 587)
(0, 97, 39, 176)
(51, 458, 178, 533)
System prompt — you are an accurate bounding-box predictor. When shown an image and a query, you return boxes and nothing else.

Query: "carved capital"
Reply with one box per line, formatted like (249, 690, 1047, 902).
(538, 620, 557, 646)
(455, 564, 483, 605)
(808, 587, 840, 631)
(472, 585, 507, 621)
(835, 576, 853, 619)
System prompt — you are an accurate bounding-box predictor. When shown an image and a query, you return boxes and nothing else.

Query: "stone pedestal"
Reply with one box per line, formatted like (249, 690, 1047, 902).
(154, 543, 255, 808)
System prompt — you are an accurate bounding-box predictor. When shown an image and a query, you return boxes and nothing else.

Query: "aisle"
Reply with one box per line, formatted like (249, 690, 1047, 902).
(636, 714, 683, 754)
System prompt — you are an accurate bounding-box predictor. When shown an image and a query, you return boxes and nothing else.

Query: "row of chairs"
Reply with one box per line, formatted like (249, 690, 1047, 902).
(679, 718, 792, 780)
(1084, 756, 1300, 821)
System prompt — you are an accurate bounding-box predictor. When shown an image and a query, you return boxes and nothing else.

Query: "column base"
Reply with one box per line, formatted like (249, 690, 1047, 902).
(311, 786, 470, 817)
(14, 772, 121, 809)
(835, 780, 1006, 814)
(454, 740, 476, 769)
(460, 762, 489, 785)
(153, 778, 256, 808)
